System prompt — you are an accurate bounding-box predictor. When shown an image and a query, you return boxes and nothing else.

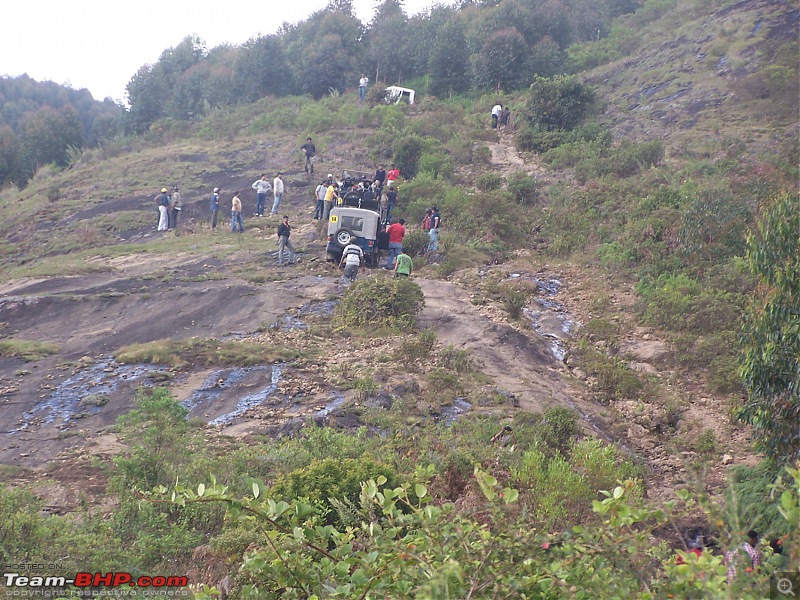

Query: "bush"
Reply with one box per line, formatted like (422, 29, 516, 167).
(270, 458, 398, 526)
(506, 172, 540, 205)
(475, 172, 504, 191)
(394, 134, 427, 179)
(396, 328, 436, 361)
(334, 276, 425, 332)
(401, 228, 430, 258)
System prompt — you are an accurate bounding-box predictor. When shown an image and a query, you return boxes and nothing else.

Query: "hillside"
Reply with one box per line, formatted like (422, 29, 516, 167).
(0, 0, 797, 598)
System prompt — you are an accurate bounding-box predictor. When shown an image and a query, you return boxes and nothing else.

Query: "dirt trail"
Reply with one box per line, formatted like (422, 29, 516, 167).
(418, 278, 574, 412)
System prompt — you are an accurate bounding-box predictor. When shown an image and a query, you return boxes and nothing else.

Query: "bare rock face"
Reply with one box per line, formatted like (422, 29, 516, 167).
(621, 339, 671, 364)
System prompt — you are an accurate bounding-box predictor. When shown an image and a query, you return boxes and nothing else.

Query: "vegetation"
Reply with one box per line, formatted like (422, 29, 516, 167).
(334, 276, 425, 333)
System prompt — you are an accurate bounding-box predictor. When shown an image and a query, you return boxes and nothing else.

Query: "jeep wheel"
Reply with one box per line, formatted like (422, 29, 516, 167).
(335, 228, 354, 247)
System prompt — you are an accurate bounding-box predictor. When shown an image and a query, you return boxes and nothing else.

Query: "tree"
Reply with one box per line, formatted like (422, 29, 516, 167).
(737, 192, 800, 463)
(366, 0, 408, 84)
(233, 35, 293, 102)
(472, 28, 532, 91)
(428, 18, 471, 97)
(523, 74, 596, 130)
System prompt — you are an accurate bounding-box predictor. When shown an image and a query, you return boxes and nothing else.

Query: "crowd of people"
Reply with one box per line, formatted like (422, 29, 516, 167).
(153, 137, 442, 278)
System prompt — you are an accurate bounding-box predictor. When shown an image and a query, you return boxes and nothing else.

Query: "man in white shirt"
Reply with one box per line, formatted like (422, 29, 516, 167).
(491, 103, 503, 129)
(271, 172, 285, 215)
(359, 74, 369, 102)
(251, 174, 272, 217)
(339, 241, 363, 283)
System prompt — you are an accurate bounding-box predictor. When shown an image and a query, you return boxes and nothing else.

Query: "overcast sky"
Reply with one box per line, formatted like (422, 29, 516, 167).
(3, 0, 446, 104)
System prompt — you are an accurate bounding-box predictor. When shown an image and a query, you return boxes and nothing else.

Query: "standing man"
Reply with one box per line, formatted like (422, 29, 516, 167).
(156, 187, 170, 231)
(323, 180, 339, 222)
(491, 103, 503, 129)
(300, 137, 316, 174)
(168, 186, 182, 230)
(374, 164, 386, 199)
(387, 163, 400, 187)
(251, 174, 272, 217)
(359, 74, 369, 102)
(210, 187, 221, 231)
(384, 218, 406, 270)
(385, 185, 398, 221)
(271, 172, 284, 215)
(393, 248, 413, 278)
(277, 215, 297, 265)
(314, 179, 327, 220)
(231, 191, 244, 233)
(429, 206, 441, 251)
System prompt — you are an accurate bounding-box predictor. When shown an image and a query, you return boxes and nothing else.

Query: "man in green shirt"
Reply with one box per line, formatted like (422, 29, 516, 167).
(393, 249, 413, 277)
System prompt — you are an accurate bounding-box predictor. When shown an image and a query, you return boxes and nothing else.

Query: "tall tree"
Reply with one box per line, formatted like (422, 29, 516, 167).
(737, 192, 800, 463)
(234, 35, 293, 102)
(472, 28, 531, 92)
(429, 18, 471, 97)
(367, 0, 408, 84)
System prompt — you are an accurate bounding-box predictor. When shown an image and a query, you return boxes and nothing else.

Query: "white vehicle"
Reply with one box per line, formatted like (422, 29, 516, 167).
(385, 86, 415, 105)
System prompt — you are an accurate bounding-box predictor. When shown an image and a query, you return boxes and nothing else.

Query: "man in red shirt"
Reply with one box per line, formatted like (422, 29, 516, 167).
(387, 164, 400, 187)
(384, 218, 406, 270)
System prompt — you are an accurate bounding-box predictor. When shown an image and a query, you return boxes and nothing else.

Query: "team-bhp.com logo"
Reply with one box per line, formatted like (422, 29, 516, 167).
(4, 572, 188, 593)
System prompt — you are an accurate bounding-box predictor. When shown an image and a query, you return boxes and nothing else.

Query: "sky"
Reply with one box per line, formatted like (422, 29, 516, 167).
(3, 0, 446, 104)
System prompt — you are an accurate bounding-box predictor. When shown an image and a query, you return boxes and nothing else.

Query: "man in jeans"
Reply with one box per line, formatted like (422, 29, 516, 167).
(429, 206, 441, 251)
(210, 187, 221, 231)
(384, 218, 406, 270)
(277, 215, 296, 265)
(251, 174, 272, 217)
(271, 172, 284, 215)
(300, 138, 316, 174)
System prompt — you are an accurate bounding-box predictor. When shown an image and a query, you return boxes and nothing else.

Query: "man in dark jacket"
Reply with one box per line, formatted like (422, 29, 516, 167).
(277, 215, 297, 265)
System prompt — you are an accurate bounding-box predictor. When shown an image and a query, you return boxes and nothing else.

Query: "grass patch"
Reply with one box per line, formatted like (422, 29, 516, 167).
(115, 337, 304, 369)
(0, 339, 61, 361)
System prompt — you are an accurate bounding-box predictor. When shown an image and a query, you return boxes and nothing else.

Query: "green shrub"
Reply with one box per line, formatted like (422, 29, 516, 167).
(417, 150, 454, 180)
(475, 172, 504, 191)
(334, 276, 425, 332)
(438, 346, 472, 373)
(502, 289, 528, 319)
(427, 368, 462, 401)
(401, 228, 429, 258)
(506, 172, 540, 205)
(394, 134, 427, 179)
(396, 328, 437, 361)
(270, 458, 398, 526)
(570, 438, 642, 492)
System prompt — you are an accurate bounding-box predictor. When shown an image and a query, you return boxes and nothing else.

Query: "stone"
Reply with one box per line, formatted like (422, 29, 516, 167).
(721, 454, 734, 465)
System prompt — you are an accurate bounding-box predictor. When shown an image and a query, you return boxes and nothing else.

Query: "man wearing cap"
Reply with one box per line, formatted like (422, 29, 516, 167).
(156, 187, 170, 231)
(168, 186, 182, 229)
(210, 187, 221, 231)
(271, 172, 285, 215)
(314, 179, 327, 220)
(323, 179, 338, 222)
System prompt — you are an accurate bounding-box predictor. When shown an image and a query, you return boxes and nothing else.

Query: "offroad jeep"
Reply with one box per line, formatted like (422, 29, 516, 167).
(325, 169, 387, 265)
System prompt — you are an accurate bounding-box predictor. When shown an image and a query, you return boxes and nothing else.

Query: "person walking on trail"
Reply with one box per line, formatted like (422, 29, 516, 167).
(156, 187, 170, 231)
(387, 163, 400, 187)
(725, 530, 762, 582)
(168, 186, 182, 230)
(359, 74, 368, 102)
(374, 164, 386, 199)
(339, 240, 363, 283)
(277, 215, 297, 265)
(300, 137, 316, 174)
(210, 187, 221, 231)
(323, 180, 339, 221)
(231, 191, 244, 233)
(314, 180, 327, 220)
(384, 218, 406, 270)
(491, 103, 502, 129)
(393, 248, 413, 278)
(429, 206, 441, 251)
(271, 172, 284, 215)
(385, 186, 398, 221)
(499, 106, 511, 129)
(251, 174, 272, 217)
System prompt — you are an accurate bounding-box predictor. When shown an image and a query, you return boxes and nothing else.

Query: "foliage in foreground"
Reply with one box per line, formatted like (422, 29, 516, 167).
(334, 276, 425, 333)
(737, 192, 800, 462)
(162, 464, 799, 600)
